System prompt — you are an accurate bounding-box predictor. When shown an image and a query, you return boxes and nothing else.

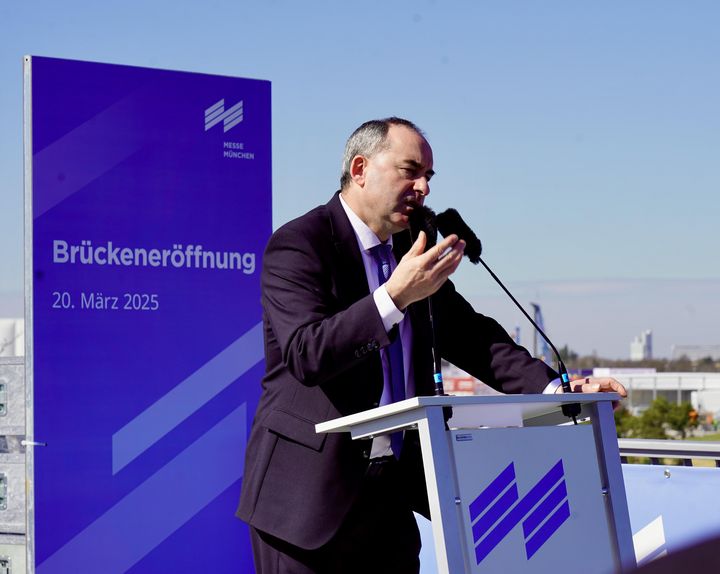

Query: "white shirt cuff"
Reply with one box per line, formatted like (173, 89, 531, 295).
(543, 377, 563, 394)
(373, 286, 405, 332)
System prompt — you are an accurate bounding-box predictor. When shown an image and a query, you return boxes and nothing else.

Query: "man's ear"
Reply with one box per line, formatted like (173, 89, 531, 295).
(349, 155, 368, 187)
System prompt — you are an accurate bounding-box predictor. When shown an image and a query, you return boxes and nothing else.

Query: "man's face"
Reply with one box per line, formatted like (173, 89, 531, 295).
(357, 125, 434, 240)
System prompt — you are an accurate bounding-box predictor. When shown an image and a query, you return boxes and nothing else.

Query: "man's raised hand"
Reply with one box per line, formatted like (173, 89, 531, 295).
(385, 231, 465, 310)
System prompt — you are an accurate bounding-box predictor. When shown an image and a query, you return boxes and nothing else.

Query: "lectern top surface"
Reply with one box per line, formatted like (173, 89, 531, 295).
(316, 393, 619, 434)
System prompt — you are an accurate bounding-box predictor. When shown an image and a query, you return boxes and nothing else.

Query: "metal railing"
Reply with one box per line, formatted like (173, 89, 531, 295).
(618, 438, 720, 467)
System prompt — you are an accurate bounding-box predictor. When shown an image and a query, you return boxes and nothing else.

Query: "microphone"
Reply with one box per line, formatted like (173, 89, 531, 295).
(418, 205, 581, 423)
(409, 203, 438, 247)
(409, 206, 444, 396)
(435, 209, 482, 264)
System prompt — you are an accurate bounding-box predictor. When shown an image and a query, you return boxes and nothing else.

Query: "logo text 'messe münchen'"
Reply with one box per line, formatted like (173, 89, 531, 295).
(204, 99, 256, 161)
(468, 459, 570, 564)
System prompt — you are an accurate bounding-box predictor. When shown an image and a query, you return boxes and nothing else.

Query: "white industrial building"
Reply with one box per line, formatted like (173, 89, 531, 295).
(630, 330, 653, 361)
(594, 368, 720, 415)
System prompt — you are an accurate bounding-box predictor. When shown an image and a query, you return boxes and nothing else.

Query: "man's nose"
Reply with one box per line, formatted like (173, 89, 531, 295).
(414, 176, 430, 197)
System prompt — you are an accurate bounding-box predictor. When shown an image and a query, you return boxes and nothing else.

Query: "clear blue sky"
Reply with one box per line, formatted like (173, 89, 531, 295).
(1, 1, 718, 358)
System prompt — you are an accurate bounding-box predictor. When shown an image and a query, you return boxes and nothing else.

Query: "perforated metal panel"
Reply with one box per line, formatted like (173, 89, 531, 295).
(0, 360, 25, 436)
(0, 360, 27, 556)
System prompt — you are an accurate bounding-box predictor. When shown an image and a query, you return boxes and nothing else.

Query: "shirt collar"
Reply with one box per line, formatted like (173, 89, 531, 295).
(339, 193, 393, 252)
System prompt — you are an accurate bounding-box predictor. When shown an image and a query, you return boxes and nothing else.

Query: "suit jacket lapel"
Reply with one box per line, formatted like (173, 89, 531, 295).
(326, 192, 371, 306)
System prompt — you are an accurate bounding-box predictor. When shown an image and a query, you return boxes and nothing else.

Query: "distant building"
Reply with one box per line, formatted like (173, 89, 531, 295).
(594, 370, 720, 415)
(671, 344, 720, 362)
(0, 318, 24, 357)
(630, 330, 652, 361)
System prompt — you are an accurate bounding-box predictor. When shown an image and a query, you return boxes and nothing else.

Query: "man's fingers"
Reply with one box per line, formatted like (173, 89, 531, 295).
(406, 231, 427, 257)
(575, 377, 628, 398)
(437, 240, 465, 274)
(423, 241, 464, 288)
(386, 233, 465, 309)
(598, 378, 628, 397)
(420, 235, 464, 269)
(416, 234, 458, 264)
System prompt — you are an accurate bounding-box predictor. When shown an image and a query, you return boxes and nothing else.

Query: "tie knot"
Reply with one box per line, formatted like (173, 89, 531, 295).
(370, 243, 392, 260)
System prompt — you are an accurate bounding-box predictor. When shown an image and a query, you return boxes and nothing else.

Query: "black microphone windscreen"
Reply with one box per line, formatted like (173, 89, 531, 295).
(436, 208, 482, 264)
(408, 204, 438, 248)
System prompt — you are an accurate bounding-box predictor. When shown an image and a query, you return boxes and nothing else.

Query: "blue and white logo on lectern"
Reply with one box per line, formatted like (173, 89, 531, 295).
(468, 459, 570, 563)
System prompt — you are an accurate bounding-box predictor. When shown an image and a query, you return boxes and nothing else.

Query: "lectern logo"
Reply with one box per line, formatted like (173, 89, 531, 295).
(204, 99, 244, 133)
(468, 459, 570, 564)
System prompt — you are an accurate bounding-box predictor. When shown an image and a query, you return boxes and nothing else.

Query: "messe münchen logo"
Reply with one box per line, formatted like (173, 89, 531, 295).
(468, 459, 570, 564)
(204, 99, 244, 133)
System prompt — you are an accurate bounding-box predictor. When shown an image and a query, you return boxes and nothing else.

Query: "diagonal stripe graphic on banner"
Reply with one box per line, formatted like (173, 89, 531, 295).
(204, 99, 244, 132)
(34, 88, 152, 218)
(205, 111, 226, 130)
(112, 322, 263, 474)
(224, 101, 244, 117)
(205, 99, 225, 115)
(225, 114, 244, 132)
(38, 404, 247, 574)
(226, 108, 244, 123)
(225, 117, 244, 132)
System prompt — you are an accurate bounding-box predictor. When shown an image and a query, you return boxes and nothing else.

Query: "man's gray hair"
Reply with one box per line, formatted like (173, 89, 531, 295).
(340, 117, 424, 189)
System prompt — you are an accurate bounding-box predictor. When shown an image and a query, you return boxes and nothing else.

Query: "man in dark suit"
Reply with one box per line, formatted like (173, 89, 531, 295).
(236, 117, 626, 573)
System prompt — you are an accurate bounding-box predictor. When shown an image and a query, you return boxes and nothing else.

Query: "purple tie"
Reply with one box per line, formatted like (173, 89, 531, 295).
(370, 243, 406, 456)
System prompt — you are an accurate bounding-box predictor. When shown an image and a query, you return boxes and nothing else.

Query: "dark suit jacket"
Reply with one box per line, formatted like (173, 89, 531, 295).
(236, 192, 557, 550)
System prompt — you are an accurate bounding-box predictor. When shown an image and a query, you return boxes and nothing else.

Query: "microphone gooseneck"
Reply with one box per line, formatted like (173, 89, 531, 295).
(432, 206, 581, 423)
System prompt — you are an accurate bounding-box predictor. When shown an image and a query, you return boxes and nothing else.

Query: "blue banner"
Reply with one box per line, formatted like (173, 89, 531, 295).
(28, 56, 270, 573)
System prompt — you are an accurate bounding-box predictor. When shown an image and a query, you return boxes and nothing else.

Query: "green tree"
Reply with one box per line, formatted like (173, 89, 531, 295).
(666, 355, 693, 372)
(664, 401, 698, 438)
(614, 406, 638, 438)
(635, 397, 698, 439)
(635, 397, 673, 439)
(613, 397, 698, 439)
(695, 356, 718, 371)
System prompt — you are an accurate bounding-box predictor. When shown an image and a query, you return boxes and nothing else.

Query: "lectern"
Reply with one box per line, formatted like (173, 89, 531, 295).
(316, 394, 635, 574)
